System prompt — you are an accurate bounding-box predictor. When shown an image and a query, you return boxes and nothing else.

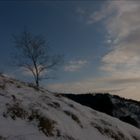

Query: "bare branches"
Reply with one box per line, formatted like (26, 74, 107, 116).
(13, 30, 63, 88)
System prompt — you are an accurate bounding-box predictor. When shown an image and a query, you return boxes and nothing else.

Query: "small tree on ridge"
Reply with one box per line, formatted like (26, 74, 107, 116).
(13, 30, 62, 88)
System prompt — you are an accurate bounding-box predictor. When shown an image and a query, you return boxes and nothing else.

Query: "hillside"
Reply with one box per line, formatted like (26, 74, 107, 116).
(0, 74, 140, 140)
(62, 93, 140, 129)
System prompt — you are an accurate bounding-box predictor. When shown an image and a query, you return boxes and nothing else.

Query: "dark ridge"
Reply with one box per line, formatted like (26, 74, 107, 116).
(61, 93, 140, 129)
(61, 93, 114, 116)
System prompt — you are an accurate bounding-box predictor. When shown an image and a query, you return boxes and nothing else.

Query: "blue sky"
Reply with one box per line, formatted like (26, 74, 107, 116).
(1, 0, 140, 100)
(0, 1, 106, 78)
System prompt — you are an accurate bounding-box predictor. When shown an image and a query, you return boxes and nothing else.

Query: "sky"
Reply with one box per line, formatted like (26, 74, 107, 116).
(1, 0, 140, 100)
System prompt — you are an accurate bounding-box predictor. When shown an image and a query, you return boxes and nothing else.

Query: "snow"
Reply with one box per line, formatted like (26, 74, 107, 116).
(0, 74, 140, 140)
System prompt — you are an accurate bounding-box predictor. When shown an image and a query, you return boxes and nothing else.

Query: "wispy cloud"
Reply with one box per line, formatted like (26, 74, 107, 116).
(98, 1, 140, 100)
(74, 1, 140, 100)
(77, 1, 114, 24)
(48, 76, 140, 100)
(101, 1, 140, 77)
(79, 1, 140, 81)
(64, 60, 88, 72)
(47, 77, 112, 94)
(47, 76, 129, 98)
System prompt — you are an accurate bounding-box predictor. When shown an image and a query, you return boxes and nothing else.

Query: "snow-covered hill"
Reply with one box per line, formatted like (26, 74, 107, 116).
(0, 74, 140, 140)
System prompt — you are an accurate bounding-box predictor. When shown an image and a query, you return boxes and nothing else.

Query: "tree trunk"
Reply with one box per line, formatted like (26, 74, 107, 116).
(35, 75, 39, 89)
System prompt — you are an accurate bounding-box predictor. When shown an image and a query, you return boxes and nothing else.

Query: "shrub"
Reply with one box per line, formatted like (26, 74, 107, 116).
(27, 83, 39, 90)
(16, 85, 21, 88)
(0, 83, 5, 90)
(4, 99, 57, 137)
(132, 135, 139, 140)
(62, 135, 77, 140)
(4, 102, 28, 120)
(91, 122, 129, 140)
(0, 136, 6, 140)
(47, 102, 60, 109)
(64, 110, 82, 128)
(38, 116, 56, 136)
(28, 110, 57, 136)
(68, 103, 76, 109)
(99, 119, 112, 127)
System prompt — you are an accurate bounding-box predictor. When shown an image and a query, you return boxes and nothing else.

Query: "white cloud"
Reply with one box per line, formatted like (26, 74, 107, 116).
(77, 2, 112, 24)
(77, 7, 86, 15)
(87, 2, 113, 24)
(81, 1, 140, 80)
(75, 1, 140, 100)
(101, 1, 140, 74)
(98, 0, 140, 100)
(64, 60, 88, 72)
(51, 1, 140, 100)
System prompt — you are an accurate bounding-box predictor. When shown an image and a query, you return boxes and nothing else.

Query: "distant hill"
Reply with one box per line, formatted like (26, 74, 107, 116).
(62, 93, 140, 129)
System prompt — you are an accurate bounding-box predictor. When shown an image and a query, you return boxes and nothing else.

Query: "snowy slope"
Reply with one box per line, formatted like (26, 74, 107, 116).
(0, 74, 140, 140)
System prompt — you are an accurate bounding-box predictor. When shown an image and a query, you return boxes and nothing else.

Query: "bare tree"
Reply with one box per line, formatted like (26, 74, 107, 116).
(13, 30, 62, 88)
